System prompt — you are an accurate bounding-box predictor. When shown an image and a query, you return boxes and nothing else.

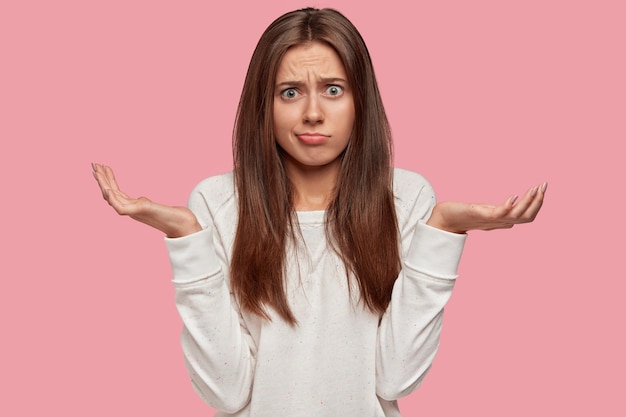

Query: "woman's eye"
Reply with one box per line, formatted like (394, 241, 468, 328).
(325, 85, 343, 96)
(281, 88, 298, 99)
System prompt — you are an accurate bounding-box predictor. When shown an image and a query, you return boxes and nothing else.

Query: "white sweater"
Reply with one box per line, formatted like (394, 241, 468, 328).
(165, 168, 466, 417)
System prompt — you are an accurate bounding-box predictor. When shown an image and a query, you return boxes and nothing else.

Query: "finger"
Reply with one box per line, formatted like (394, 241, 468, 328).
(489, 195, 517, 219)
(92, 163, 113, 200)
(508, 185, 540, 219)
(92, 163, 112, 189)
(509, 182, 547, 222)
(105, 188, 137, 214)
(92, 162, 107, 178)
(93, 164, 127, 202)
(102, 165, 122, 192)
(101, 165, 131, 197)
(519, 182, 547, 222)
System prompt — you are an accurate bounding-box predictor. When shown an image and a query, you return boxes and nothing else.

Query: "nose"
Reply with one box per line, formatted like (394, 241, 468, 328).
(303, 95, 324, 124)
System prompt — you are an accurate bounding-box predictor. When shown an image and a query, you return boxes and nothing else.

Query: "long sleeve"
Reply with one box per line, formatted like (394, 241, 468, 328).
(165, 175, 255, 413)
(376, 170, 466, 400)
(164, 170, 465, 416)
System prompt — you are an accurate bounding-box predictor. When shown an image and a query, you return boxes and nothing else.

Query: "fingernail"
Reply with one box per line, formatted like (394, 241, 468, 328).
(511, 195, 519, 204)
(530, 186, 538, 197)
(91, 162, 96, 171)
(541, 182, 548, 193)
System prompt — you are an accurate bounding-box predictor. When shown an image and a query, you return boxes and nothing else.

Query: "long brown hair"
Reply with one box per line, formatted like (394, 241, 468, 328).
(231, 8, 400, 324)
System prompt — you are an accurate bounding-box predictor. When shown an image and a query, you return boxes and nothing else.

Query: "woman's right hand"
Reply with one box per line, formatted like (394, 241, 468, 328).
(92, 163, 202, 238)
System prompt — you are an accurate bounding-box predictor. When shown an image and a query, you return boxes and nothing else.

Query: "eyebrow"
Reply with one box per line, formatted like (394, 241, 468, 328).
(275, 77, 348, 88)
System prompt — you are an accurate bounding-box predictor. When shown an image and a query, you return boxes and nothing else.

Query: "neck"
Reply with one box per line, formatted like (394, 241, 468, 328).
(284, 160, 340, 211)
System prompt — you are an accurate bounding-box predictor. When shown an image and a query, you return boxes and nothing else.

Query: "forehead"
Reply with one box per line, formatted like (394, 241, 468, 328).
(275, 41, 347, 81)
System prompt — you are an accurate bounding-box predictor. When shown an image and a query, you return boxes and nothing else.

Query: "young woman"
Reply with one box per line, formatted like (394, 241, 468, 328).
(92, 7, 545, 417)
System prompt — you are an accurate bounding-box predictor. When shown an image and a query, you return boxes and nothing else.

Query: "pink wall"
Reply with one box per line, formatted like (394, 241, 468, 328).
(1, 0, 624, 415)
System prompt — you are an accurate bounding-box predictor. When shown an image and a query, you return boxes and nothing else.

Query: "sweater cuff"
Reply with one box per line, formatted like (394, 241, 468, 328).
(405, 221, 467, 280)
(165, 227, 221, 284)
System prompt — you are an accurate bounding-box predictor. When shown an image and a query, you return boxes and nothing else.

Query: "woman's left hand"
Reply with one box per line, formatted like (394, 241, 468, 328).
(426, 183, 547, 234)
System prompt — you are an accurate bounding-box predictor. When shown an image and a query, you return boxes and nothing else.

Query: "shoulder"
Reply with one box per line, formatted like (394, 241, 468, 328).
(393, 168, 432, 195)
(190, 172, 235, 202)
(187, 172, 236, 227)
(392, 168, 436, 232)
(393, 168, 436, 207)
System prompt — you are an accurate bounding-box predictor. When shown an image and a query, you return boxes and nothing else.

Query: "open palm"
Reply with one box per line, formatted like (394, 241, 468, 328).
(92, 163, 201, 238)
(427, 184, 546, 234)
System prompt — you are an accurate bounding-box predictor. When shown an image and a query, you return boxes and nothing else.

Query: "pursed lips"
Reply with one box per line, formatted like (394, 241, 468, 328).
(296, 133, 330, 145)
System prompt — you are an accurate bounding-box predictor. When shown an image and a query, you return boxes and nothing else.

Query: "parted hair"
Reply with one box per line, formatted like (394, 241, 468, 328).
(231, 7, 400, 324)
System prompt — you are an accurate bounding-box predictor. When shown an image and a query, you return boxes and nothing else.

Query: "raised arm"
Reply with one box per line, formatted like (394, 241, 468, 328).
(377, 178, 547, 400)
(92, 163, 255, 412)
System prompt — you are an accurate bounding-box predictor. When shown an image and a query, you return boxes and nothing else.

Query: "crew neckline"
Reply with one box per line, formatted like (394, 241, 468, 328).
(296, 210, 325, 224)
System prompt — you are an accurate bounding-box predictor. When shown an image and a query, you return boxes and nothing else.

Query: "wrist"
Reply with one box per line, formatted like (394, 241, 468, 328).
(427, 206, 466, 234)
(166, 220, 202, 239)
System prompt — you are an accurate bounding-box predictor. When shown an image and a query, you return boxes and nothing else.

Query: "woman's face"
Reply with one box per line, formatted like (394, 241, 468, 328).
(273, 41, 355, 176)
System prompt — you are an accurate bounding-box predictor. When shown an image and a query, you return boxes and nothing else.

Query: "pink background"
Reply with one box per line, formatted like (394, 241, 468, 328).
(2, 0, 624, 415)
